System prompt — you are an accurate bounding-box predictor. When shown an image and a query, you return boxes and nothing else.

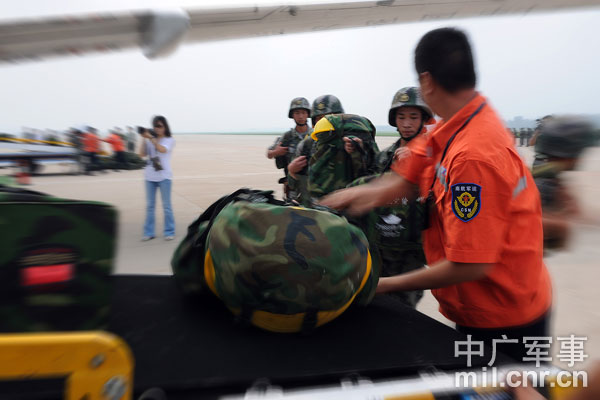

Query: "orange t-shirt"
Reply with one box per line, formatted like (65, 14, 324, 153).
(392, 93, 552, 329)
(106, 133, 125, 152)
(82, 133, 99, 153)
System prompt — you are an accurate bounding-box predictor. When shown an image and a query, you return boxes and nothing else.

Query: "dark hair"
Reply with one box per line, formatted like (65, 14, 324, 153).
(415, 27, 476, 93)
(152, 115, 172, 137)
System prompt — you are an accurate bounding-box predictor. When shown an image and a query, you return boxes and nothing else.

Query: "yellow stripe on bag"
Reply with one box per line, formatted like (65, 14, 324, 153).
(312, 250, 372, 327)
(204, 249, 219, 297)
(204, 248, 373, 333)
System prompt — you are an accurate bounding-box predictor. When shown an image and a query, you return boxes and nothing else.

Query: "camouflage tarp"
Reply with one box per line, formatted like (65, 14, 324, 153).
(0, 185, 117, 332)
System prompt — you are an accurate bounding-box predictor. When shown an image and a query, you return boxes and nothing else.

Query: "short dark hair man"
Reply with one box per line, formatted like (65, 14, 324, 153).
(322, 28, 551, 363)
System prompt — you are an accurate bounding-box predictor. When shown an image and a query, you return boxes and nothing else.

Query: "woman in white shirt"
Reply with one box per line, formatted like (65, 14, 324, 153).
(139, 115, 176, 241)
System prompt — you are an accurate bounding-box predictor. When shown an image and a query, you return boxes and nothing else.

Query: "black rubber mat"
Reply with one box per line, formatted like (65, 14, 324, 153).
(109, 275, 511, 396)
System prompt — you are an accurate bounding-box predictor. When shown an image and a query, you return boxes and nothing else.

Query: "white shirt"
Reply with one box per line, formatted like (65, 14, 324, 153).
(144, 137, 175, 181)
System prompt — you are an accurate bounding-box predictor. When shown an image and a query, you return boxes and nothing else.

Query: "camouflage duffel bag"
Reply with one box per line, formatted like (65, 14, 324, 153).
(0, 185, 117, 332)
(308, 114, 379, 199)
(172, 188, 378, 333)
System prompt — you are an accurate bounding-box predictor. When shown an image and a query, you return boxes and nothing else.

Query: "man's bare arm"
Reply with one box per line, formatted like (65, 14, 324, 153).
(376, 260, 493, 293)
(320, 172, 415, 215)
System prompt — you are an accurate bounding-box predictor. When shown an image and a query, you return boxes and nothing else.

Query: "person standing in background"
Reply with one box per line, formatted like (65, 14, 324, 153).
(139, 116, 176, 241)
(104, 129, 126, 170)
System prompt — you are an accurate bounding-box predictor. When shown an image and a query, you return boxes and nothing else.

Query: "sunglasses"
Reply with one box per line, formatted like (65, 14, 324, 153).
(153, 124, 164, 128)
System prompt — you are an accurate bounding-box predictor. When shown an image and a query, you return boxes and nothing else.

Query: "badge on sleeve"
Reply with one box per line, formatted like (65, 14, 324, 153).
(451, 183, 481, 222)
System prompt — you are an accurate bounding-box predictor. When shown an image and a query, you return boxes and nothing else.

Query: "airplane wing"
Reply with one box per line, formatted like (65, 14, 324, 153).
(1, 0, 600, 63)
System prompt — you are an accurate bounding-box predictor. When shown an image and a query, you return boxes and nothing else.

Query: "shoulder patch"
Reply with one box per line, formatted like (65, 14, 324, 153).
(451, 183, 481, 222)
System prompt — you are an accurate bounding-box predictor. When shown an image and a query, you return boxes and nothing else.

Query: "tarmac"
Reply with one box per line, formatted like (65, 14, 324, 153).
(17, 134, 600, 370)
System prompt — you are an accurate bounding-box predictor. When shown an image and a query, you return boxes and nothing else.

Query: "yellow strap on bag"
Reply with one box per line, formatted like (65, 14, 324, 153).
(203, 248, 372, 333)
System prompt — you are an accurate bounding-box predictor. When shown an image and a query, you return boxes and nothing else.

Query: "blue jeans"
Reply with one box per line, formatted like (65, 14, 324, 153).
(144, 179, 175, 237)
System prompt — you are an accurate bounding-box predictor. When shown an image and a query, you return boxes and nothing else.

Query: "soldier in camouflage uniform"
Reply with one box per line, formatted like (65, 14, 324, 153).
(287, 95, 344, 206)
(349, 87, 434, 308)
(525, 128, 533, 146)
(377, 87, 435, 172)
(267, 97, 312, 201)
(519, 128, 527, 146)
(532, 115, 595, 250)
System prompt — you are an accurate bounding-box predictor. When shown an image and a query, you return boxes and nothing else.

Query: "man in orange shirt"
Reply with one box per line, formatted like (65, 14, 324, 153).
(82, 126, 100, 174)
(322, 27, 551, 363)
(104, 129, 126, 170)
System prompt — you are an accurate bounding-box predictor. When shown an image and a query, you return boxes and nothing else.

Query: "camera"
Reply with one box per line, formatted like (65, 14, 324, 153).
(150, 156, 163, 171)
(298, 141, 312, 176)
(137, 126, 157, 138)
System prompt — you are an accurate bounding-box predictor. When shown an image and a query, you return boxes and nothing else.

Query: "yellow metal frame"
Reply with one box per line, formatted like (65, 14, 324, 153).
(0, 331, 134, 400)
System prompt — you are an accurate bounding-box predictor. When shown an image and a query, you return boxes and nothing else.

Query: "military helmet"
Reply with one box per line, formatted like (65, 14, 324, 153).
(388, 87, 434, 127)
(288, 97, 311, 118)
(535, 116, 595, 159)
(311, 95, 344, 123)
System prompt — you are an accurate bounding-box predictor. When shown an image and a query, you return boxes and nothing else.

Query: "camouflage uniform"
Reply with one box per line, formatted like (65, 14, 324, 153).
(287, 95, 344, 206)
(269, 127, 312, 200)
(532, 116, 595, 250)
(287, 136, 316, 206)
(350, 87, 434, 308)
(270, 98, 313, 200)
(519, 128, 527, 146)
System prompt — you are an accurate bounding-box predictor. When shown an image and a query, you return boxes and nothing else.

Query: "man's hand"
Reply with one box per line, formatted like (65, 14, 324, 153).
(394, 147, 411, 161)
(344, 137, 363, 154)
(320, 186, 374, 216)
(267, 143, 289, 158)
(287, 156, 307, 178)
(271, 143, 289, 157)
(321, 172, 412, 215)
(374, 260, 493, 293)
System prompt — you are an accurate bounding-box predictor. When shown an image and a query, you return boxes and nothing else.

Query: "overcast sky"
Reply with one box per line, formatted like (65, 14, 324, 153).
(1, 1, 599, 134)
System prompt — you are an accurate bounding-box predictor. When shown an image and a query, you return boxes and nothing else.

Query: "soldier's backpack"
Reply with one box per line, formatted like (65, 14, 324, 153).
(308, 114, 379, 200)
(171, 188, 379, 333)
(0, 185, 117, 332)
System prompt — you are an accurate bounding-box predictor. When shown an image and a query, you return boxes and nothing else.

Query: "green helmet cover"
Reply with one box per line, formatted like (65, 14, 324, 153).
(388, 87, 434, 127)
(534, 116, 595, 159)
(311, 95, 344, 123)
(288, 97, 311, 118)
